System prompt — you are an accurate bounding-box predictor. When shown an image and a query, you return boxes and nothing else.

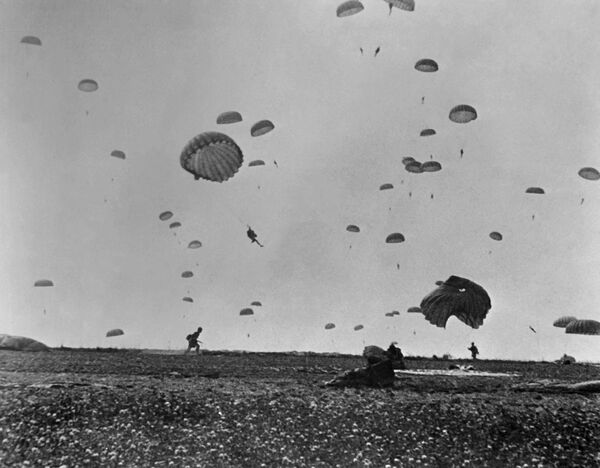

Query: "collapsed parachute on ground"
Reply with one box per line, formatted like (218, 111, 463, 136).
(420, 129, 436, 137)
(0, 334, 49, 351)
(565, 319, 600, 336)
(415, 59, 438, 72)
(159, 211, 173, 221)
(407, 306, 421, 313)
(405, 162, 423, 173)
(379, 183, 394, 190)
(250, 120, 275, 137)
(386, 233, 405, 243)
(78, 79, 98, 92)
(248, 160, 265, 167)
(180, 132, 243, 182)
(325, 323, 336, 330)
(251, 301, 262, 307)
(553, 316, 577, 328)
(110, 150, 126, 160)
(106, 329, 124, 337)
(216, 111, 243, 124)
(385, 0, 415, 12)
(449, 105, 477, 124)
(578, 167, 600, 181)
(240, 308, 254, 316)
(337, 0, 364, 17)
(169, 222, 182, 229)
(346, 225, 360, 233)
(402, 157, 416, 166)
(354, 324, 364, 331)
(182, 297, 194, 303)
(421, 161, 441, 172)
(525, 187, 545, 194)
(34, 279, 53, 287)
(181, 271, 194, 278)
(188, 240, 202, 249)
(489, 231, 503, 241)
(420, 275, 491, 329)
(21, 36, 42, 46)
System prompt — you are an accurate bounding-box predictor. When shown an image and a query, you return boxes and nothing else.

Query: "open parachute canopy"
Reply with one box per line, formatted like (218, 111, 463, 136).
(407, 306, 421, 313)
(0, 334, 49, 351)
(336, 0, 364, 17)
(392, 311, 400, 316)
(421, 161, 441, 172)
(415, 59, 438, 72)
(180, 132, 243, 182)
(489, 231, 503, 241)
(110, 150, 126, 160)
(181, 271, 194, 278)
(578, 167, 600, 181)
(248, 160, 265, 167)
(420, 129, 436, 137)
(159, 211, 173, 221)
(240, 308, 254, 316)
(250, 120, 275, 137)
(216, 111, 243, 125)
(525, 187, 545, 194)
(385, 312, 395, 317)
(169, 222, 182, 229)
(21, 36, 42, 46)
(420, 275, 491, 329)
(385, 0, 415, 12)
(188, 240, 202, 249)
(402, 157, 416, 166)
(251, 301, 262, 307)
(386, 233, 405, 243)
(379, 183, 394, 190)
(565, 319, 600, 335)
(405, 161, 423, 173)
(449, 105, 477, 124)
(346, 224, 360, 233)
(325, 323, 336, 330)
(34, 279, 53, 287)
(78, 79, 98, 92)
(553, 316, 577, 328)
(106, 329, 124, 338)
(182, 297, 194, 303)
(354, 324, 364, 331)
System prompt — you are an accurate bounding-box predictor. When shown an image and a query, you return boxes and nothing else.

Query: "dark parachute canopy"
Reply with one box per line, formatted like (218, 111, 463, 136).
(565, 319, 600, 335)
(159, 211, 173, 221)
(553, 316, 577, 328)
(407, 306, 421, 313)
(78, 79, 98, 92)
(405, 161, 423, 173)
(578, 167, 600, 181)
(182, 297, 194, 303)
(180, 132, 243, 182)
(106, 329, 124, 337)
(525, 187, 545, 194)
(181, 271, 194, 278)
(346, 225, 360, 233)
(420, 129, 436, 137)
(420, 275, 491, 329)
(380, 183, 394, 190)
(324, 323, 336, 330)
(392, 310, 400, 316)
(402, 157, 416, 166)
(385, 0, 415, 12)
(449, 105, 477, 124)
(169, 222, 182, 229)
(110, 150, 126, 160)
(248, 160, 265, 167)
(415, 59, 438, 72)
(385, 312, 395, 317)
(34, 279, 53, 287)
(386, 233, 405, 243)
(489, 231, 503, 241)
(240, 308, 254, 316)
(336, 0, 364, 17)
(251, 301, 262, 307)
(421, 161, 442, 172)
(354, 324, 364, 331)
(21, 36, 42, 46)
(250, 120, 275, 137)
(188, 240, 202, 249)
(216, 111, 242, 124)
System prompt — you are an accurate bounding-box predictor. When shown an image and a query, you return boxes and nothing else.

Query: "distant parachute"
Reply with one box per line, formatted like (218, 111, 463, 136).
(188, 241, 202, 249)
(421, 161, 441, 172)
(386, 233, 405, 243)
(106, 329, 124, 338)
(250, 120, 275, 137)
(385, 0, 415, 12)
(159, 211, 173, 221)
(346, 225, 360, 233)
(180, 132, 243, 182)
(578, 167, 600, 181)
(182, 297, 194, 303)
(34, 279, 54, 287)
(251, 301, 262, 307)
(21, 36, 42, 46)
(169, 222, 182, 229)
(354, 324, 364, 331)
(420, 129, 436, 137)
(78, 79, 98, 92)
(407, 306, 421, 313)
(449, 105, 477, 124)
(240, 308, 254, 316)
(336, 0, 364, 17)
(325, 323, 336, 330)
(525, 187, 545, 194)
(489, 231, 503, 241)
(420, 275, 491, 329)
(553, 316, 577, 328)
(385, 312, 395, 317)
(415, 59, 438, 72)
(405, 162, 423, 173)
(181, 271, 194, 278)
(216, 111, 242, 124)
(110, 150, 125, 160)
(435, 280, 444, 286)
(249, 160, 265, 167)
(380, 183, 394, 190)
(391, 310, 400, 316)
(402, 157, 416, 166)
(565, 319, 600, 336)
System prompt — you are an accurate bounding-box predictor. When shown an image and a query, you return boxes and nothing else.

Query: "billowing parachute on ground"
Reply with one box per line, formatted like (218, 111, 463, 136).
(325, 323, 336, 330)
(250, 120, 275, 137)
(385, 312, 395, 317)
(159, 211, 173, 221)
(21, 36, 42, 46)
(169, 222, 182, 229)
(565, 319, 600, 335)
(337, 0, 364, 17)
(248, 160, 265, 167)
(34, 279, 53, 287)
(553, 316, 577, 328)
(489, 231, 503, 241)
(0, 334, 49, 351)
(181, 271, 194, 278)
(78, 79, 98, 92)
(106, 329, 124, 337)
(405, 162, 423, 173)
(346, 225, 360, 233)
(421, 161, 441, 172)
(578, 167, 600, 181)
(402, 157, 416, 166)
(525, 187, 545, 194)
(216, 111, 243, 124)
(180, 132, 243, 182)
(110, 150, 125, 160)
(407, 306, 421, 313)
(182, 297, 194, 303)
(449, 105, 477, 124)
(420, 129, 436, 137)
(392, 310, 400, 316)
(240, 308, 254, 316)
(188, 240, 202, 249)
(420, 275, 491, 329)
(386, 233, 405, 243)
(385, 0, 415, 12)
(354, 324, 364, 331)
(251, 301, 262, 307)
(415, 59, 438, 72)
(380, 183, 394, 190)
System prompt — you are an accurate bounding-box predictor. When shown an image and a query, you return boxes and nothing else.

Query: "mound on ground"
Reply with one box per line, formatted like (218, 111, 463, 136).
(0, 334, 50, 352)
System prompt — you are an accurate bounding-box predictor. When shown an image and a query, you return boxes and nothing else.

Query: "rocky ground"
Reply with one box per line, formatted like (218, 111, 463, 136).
(1, 349, 599, 467)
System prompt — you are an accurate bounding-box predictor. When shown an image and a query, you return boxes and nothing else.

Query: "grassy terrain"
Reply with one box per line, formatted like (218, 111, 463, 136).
(1, 349, 599, 467)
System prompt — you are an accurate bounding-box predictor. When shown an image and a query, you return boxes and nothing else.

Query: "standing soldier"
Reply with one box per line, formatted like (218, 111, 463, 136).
(468, 342, 479, 360)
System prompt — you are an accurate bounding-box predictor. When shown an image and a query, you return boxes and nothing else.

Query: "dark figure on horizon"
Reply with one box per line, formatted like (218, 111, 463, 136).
(468, 342, 479, 360)
(460, 148, 464, 158)
(247, 226, 264, 247)
(421, 96, 425, 105)
(185, 327, 203, 355)
(374, 46, 380, 57)
(360, 47, 363, 55)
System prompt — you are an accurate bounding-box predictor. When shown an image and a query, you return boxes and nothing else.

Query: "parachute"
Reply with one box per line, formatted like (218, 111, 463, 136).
(251, 301, 262, 307)
(405, 162, 423, 173)
(34, 279, 53, 287)
(435, 280, 444, 286)
(248, 160, 265, 167)
(384, 0, 415, 12)
(182, 297, 194, 303)
(78, 79, 98, 92)
(420, 275, 491, 329)
(379, 183, 394, 190)
(421, 161, 442, 172)
(324, 323, 336, 330)
(159, 211, 173, 221)
(402, 157, 416, 166)
(553, 316, 577, 328)
(578, 167, 600, 181)
(420, 129, 436, 137)
(449, 105, 477, 124)
(385, 312, 395, 317)
(392, 310, 400, 316)
(106, 329, 124, 337)
(250, 120, 275, 137)
(0, 334, 49, 351)
(565, 319, 600, 336)
(169, 222, 182, 229)
(415, 59, 438, 72)
(240, 308, 254, 316)
(386, 233, 405, 243)
(525, 187, 545, 194)
(21, 36, 42, 46)
(489, 231, 503, 241)
(181, 271, 194, 278)
(110, 150, 126, 160)
(346, 225, 360, 233)
(216, 111, 243, 124)
(336, 0, 364, 17)
(180, 132, 243, 182)
(407, 306, 421, 313)
(354, 324, 364, 331)
(188, 240, 202, 249)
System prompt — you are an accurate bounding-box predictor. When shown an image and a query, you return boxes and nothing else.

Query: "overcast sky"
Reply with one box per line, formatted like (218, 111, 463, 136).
(1, 0, 599, 361)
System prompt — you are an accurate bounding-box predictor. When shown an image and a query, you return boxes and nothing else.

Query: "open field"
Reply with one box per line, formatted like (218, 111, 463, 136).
(1, 350, 599, 467)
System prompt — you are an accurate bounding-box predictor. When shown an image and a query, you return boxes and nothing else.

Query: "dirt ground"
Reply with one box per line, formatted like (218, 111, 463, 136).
(1, 349, 599, 467)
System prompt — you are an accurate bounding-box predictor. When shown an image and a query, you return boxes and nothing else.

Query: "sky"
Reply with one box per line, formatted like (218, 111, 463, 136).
(1, 0, 599, 361)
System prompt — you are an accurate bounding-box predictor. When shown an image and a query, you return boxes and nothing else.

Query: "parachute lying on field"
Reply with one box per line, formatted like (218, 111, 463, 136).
(391, 310, 400, 316)
(385, 312, 395, 317)
(386, 233, 405, 243)
(21, 36, 42, 46)
(324, 323, 336, 330)
(384, 0, 415, 13)
(180, 132, 243, 182)
(159, 211, 173, 221)
(34, 279, 53, 287)
(420, 129, 436, 137)
(169, 222, 182, 229)
(489, 231, 503, 241)
(216, 111, 243, 124)
(578, 167, 600, 181)
(249, 160, 265, 167)
(565, 319, 600, 336)
(188, 240, 202, 249)
(354, 324, 364, 331)
(337, 0, 364, 17)
(421, 161, 441, 172)
(346, 225, 360, 233)
(106, 329, 124, 337)
(402, 157, 416, 166)
(0, 334, 49, 351)
(182, 297, 194, 303)
(251, 301, 262, 307)
(405, 162, 423, 173)
(110, 150, 126, 160)
(553, 316, 577, 328)
(407, 306, 421, 313)
(420, 275, 491, 329)
(181, 271, 194, 278)
(449, 105, 477, 124)
(380, 183, 394, 190)
(525, 187, 545, 194)
(78, 79, 98, 92)
(250, 120, 275, 137)
(415, 59, 438, 72)
(240, 308, 254, 316)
